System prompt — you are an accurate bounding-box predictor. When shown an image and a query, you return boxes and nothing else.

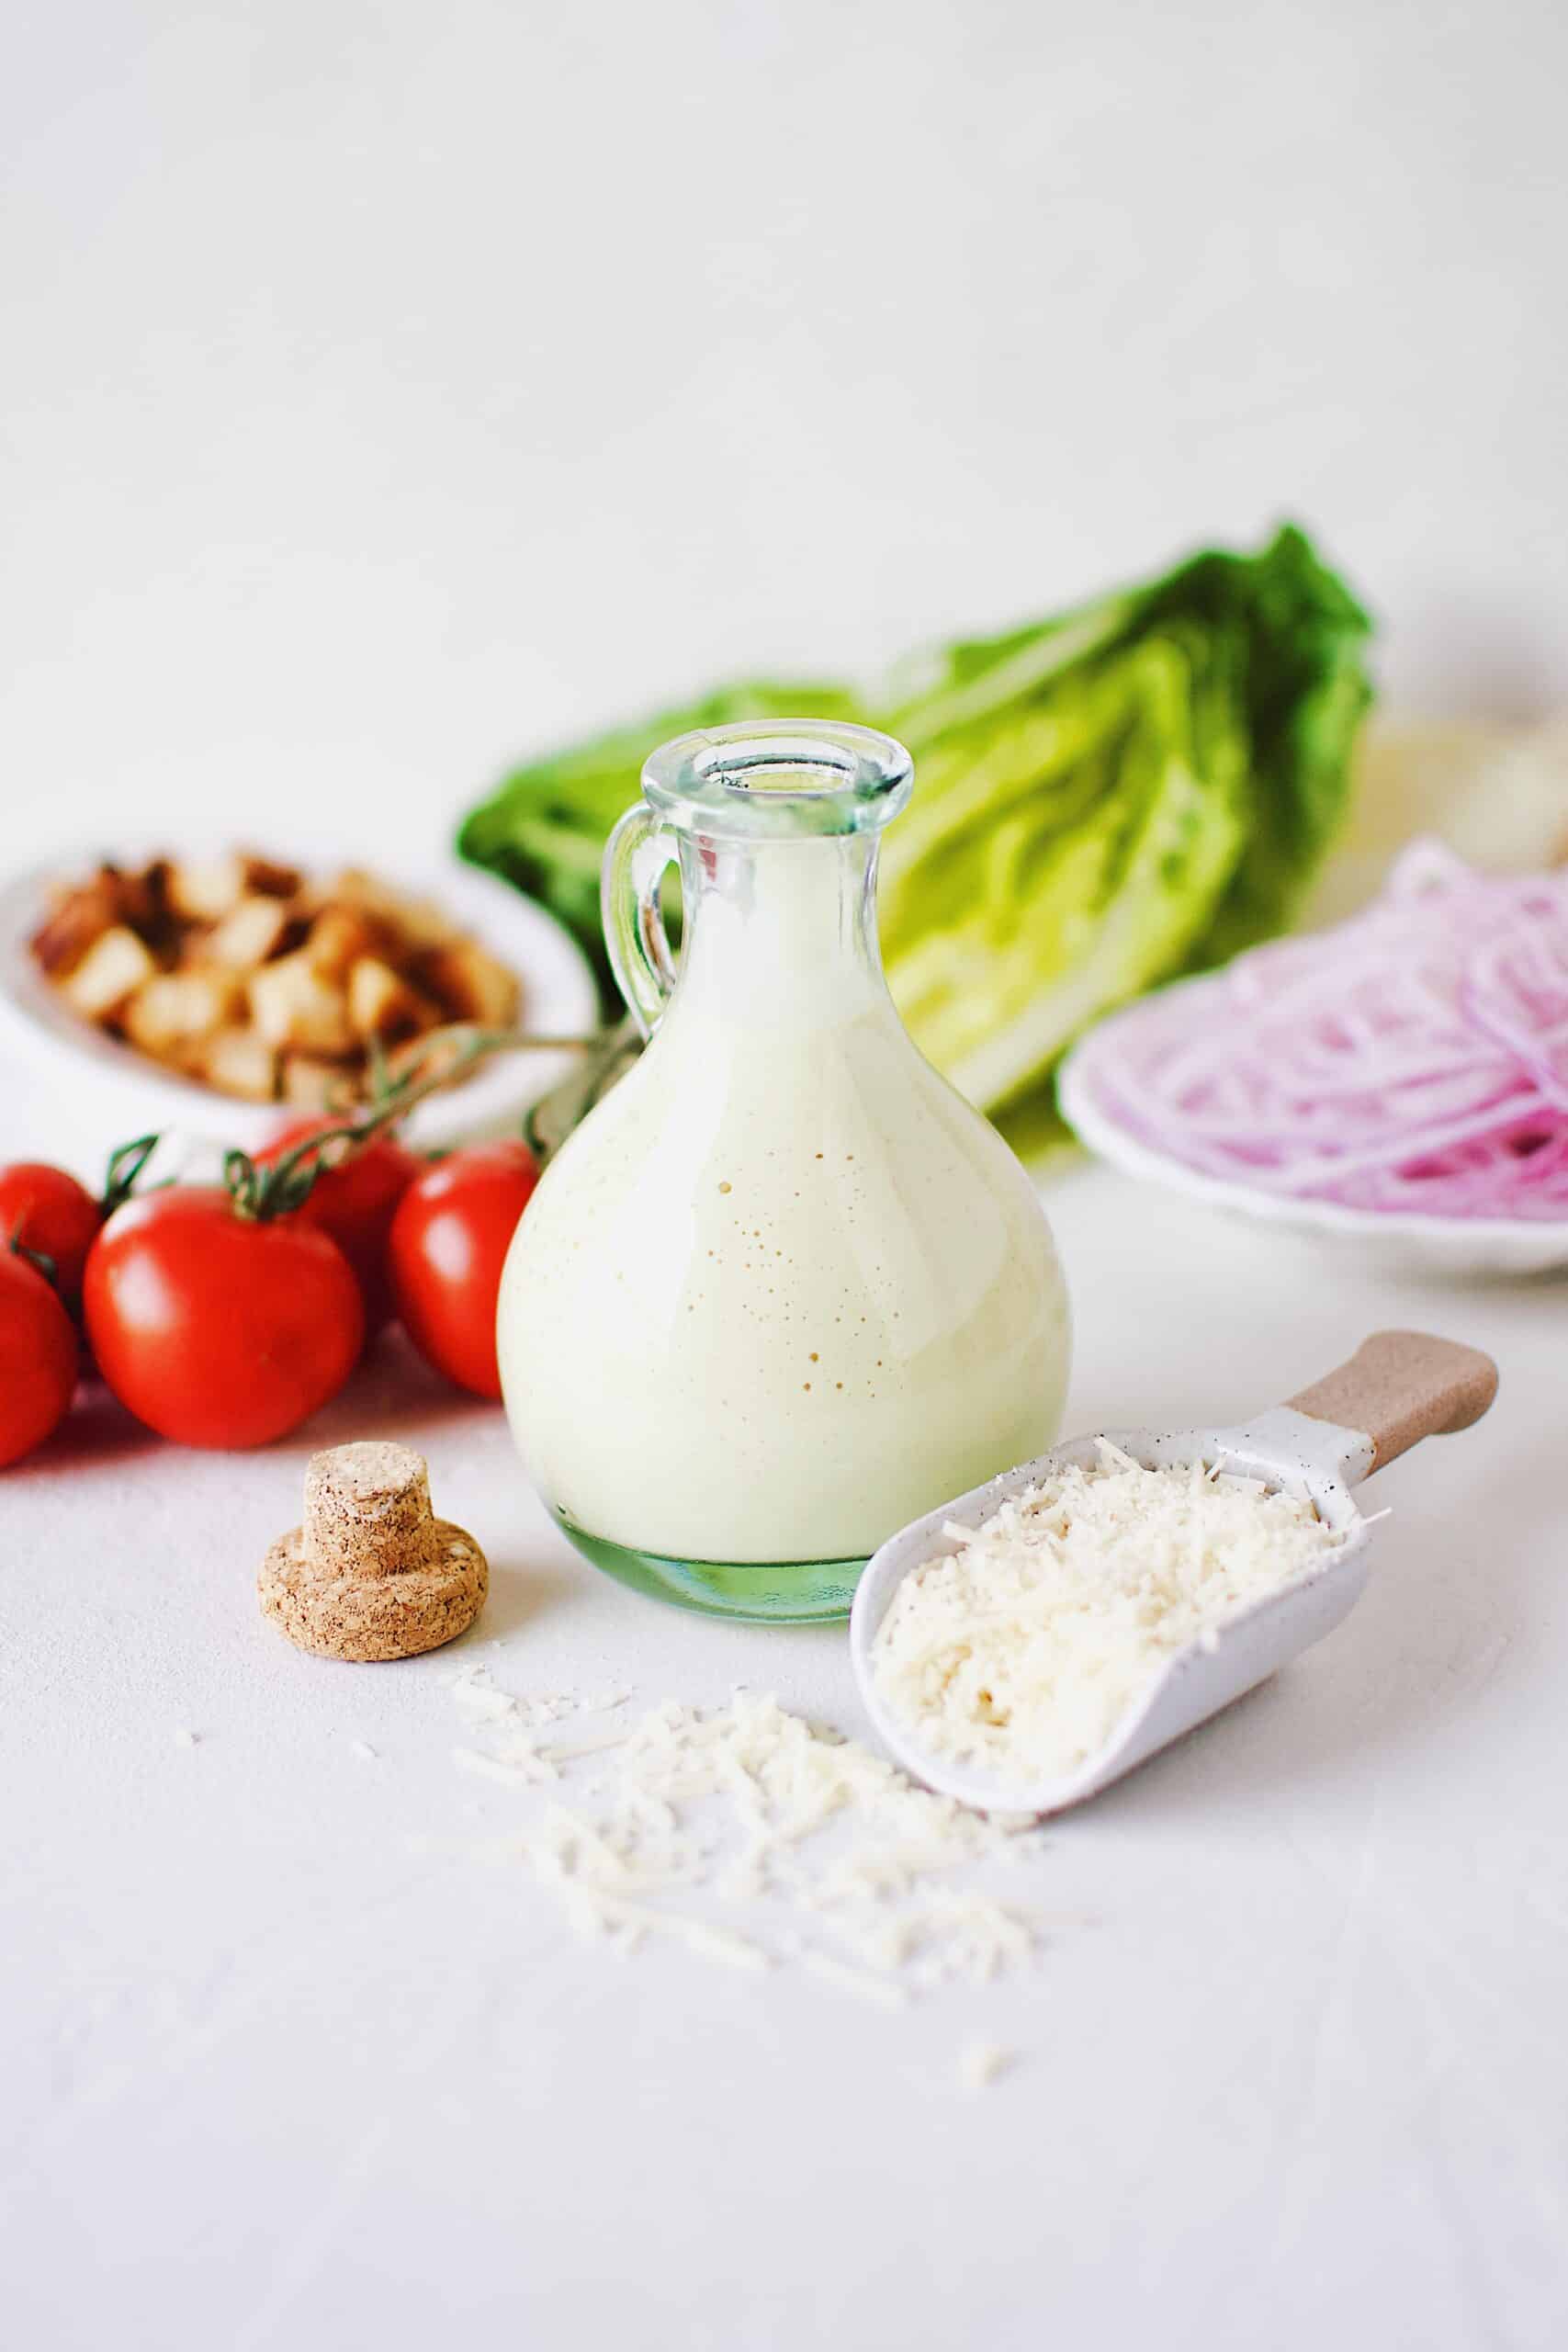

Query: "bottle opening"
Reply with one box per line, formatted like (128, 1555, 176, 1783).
(705, 742, 858, 797)
(642, 719, 913, 842)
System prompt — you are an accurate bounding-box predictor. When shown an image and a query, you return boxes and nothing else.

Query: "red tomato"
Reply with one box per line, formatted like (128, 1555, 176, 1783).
(84, 1188, 364, 1447)
(0, 1162, 101, 1312)
(0, 1250, 78, 1466)
(259, 1119, 422, 1336)
(389, 1141, 539, 1398)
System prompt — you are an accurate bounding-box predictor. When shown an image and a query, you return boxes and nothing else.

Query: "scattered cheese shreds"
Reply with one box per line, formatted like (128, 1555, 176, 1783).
(447, 1670, 1045, 2005)
(802, 1951, 911, 2011)
(172, 1727, 198, 1749)
(451, 1679, 522, 1724)
(872, 1443, 1344, 1787)
(958, 2039, 1014, 2091)
(453, 1745, 553, 1789)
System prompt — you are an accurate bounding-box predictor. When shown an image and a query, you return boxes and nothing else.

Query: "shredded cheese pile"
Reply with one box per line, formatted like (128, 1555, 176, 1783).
(448, 1668, 1044, 2005)
(872, 1442, 1344, 1787)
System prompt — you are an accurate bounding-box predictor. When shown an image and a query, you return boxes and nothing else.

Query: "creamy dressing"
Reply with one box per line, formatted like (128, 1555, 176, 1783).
(499, 836, 1070, 1566)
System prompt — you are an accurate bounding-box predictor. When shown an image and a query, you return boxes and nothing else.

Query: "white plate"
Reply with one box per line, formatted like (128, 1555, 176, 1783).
(1058, 1023, 1568, 1281)
(0, 842, 601, 1161)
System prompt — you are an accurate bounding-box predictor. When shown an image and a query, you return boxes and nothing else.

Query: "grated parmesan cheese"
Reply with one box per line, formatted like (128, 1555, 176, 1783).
(872, 1442, 1345, 1787)
(958, 2039, 1014, 2090)
(446, 1668, 1046, 2004)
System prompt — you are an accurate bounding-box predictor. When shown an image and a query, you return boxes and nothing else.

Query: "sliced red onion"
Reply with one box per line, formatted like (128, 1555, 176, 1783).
(1068, 843, 1568, 1221)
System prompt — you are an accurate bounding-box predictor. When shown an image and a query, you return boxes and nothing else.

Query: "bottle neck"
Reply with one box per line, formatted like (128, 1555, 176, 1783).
(669, 831, 889, 1038)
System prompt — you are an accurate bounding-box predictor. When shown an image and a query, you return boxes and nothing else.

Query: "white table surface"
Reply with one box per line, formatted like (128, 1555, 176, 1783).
(5, 1148, 1564, 2352)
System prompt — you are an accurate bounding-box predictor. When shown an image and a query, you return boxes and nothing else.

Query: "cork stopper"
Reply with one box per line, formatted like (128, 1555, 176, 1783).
(303, 1442, 440, 1578)
(259, 1441, 488, 1662)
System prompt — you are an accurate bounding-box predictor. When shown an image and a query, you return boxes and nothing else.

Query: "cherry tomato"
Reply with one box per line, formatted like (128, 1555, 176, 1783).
(84, 1188, 364, 1447)
(389, 1141, 539, 1398)
(0, 1250, 78, 1466)
(0, 1162, 101, 1312)
(258, 1119, 422, 1337)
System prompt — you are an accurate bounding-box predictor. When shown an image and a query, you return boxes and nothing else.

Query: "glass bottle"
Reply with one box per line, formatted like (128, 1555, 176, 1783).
(497, 720, 1071, 1621)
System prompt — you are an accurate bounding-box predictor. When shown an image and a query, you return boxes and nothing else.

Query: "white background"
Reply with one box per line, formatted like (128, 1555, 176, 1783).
(5, 7, 1567, 2349)
(4, 0, 1568, 872)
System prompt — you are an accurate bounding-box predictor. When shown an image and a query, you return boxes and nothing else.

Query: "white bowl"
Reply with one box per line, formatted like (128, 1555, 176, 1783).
(0, 842, 601, 1163)
(1058, 1032, 1568, 1281)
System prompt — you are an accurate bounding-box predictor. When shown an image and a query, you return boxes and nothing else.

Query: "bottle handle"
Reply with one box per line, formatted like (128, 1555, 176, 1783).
(602, 804, 681, 1038)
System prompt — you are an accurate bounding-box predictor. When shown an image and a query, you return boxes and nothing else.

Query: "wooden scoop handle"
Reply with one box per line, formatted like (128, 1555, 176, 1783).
(1288, 1329, 1499, 1471)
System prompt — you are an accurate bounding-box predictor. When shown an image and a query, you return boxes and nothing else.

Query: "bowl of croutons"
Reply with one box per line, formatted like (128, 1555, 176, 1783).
(1, 844, 601, 1151)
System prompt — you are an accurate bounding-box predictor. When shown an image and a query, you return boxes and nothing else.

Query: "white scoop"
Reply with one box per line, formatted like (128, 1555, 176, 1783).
(849, 1331, 1498, 1815)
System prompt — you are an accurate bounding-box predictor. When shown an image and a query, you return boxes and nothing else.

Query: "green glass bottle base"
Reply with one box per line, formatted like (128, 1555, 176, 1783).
(553, 1510, 864, 1623)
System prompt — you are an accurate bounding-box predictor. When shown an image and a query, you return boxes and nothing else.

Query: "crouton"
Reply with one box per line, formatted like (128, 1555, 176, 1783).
(61, 926, 158, 1021)
(306, 903, 386, 982)
(247, 952, 355, 1055)
(331, 869, 457, 950)
(345, 955, 440, 1045)
(237, 853, 302, 899)
(166, 851, 301, 923)
(204, 893, 295, 969)
(28, 875, 121, 975)
(417, 939, 521, 1028)
(278, 1053, 353, 1112)
(121, 969, 242, 1057)
(197, 1027, 278, 1102)
(108, 860, 174, 938)
(164, 854, 248, 924)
